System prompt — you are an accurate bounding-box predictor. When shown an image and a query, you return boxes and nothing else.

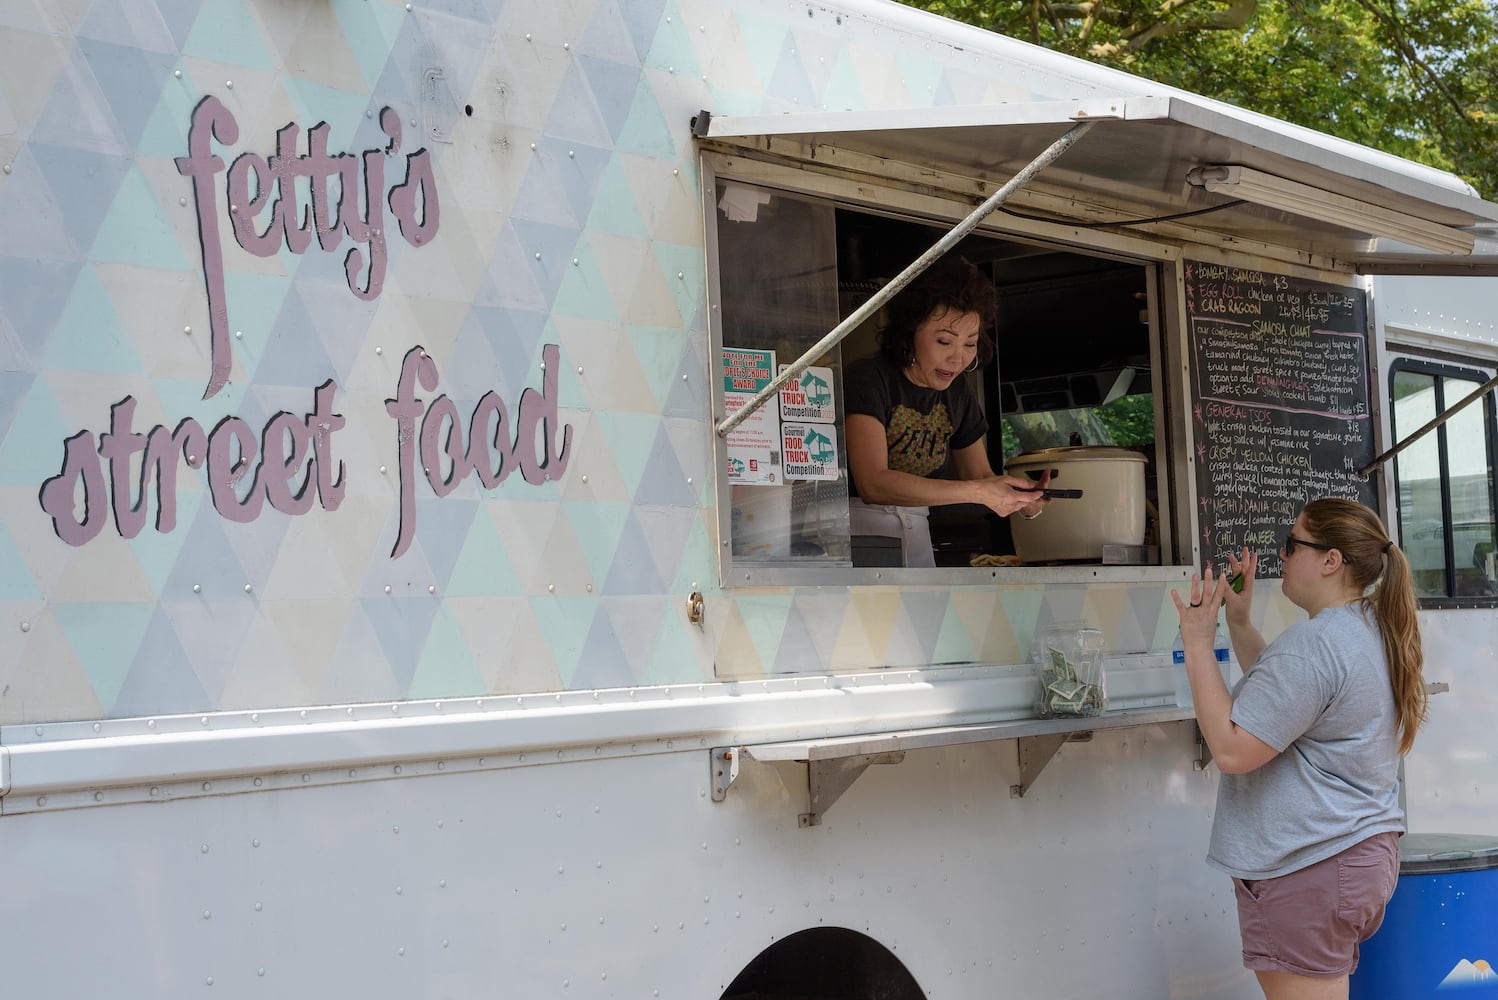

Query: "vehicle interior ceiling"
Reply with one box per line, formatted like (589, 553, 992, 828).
(834, 207, 1159, 565)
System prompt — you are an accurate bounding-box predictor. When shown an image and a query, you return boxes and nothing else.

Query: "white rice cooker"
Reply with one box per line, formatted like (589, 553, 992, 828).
(1005, 446, 1148, 563)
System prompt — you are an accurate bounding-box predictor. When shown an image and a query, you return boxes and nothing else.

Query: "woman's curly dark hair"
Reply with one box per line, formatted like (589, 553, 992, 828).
(877, 256, 998, 369)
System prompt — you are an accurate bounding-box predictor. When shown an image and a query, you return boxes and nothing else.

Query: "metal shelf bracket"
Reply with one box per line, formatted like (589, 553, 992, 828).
(710, 746, 741, 802)
(1010, 731, 1092, 798)
(800, 751, 905, 827)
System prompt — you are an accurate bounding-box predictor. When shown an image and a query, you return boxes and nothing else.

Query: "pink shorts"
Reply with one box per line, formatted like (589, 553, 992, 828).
(1232, 832, 1400, 978)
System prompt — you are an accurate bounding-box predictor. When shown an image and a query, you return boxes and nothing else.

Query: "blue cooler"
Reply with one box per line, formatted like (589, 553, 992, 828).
(1350, 833, 1498, 999)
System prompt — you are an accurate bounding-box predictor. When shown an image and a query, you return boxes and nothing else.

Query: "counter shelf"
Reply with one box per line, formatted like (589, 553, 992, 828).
(710, 706, 1208, 827)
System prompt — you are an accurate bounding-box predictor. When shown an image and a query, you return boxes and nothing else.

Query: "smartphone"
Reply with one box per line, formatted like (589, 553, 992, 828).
(1016, 486, 1084, 499)
(1221, 572, 1245, 607)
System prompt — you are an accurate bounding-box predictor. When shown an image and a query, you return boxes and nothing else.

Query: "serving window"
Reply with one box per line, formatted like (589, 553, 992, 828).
(709, 175, 1169, 582)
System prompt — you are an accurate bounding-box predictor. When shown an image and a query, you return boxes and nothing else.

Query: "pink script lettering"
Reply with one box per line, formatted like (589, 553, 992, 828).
(175, 97, 440, 400)
(384, 345, 573, 558)
(38, 382, 348, 545)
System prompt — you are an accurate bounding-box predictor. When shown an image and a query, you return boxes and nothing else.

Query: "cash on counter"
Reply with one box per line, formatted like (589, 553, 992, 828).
(1034, 623, 1107, 718)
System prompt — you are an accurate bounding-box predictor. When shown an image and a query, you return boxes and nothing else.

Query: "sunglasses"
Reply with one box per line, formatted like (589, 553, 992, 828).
(1282, 534, 1336, 557)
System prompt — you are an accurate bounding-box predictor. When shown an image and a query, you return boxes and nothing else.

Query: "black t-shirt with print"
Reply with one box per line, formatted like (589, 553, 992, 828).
(843, 355, 987, 500)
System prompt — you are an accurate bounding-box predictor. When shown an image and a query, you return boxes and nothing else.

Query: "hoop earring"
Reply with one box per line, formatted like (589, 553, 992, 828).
(965, 359, 980, 374)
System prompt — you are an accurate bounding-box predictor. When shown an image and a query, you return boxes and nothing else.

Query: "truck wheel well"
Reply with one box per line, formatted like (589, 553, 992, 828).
(719, 926, 924, 999)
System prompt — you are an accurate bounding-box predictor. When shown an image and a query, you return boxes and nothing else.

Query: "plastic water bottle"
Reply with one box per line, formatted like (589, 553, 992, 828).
(1172, 630, 1190, 707)
(1174, 625, 1232, 708)
(1213, 625, 1232, 673)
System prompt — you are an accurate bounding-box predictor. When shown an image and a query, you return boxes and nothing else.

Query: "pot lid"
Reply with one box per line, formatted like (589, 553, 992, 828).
(1007, 446, 1148, 465)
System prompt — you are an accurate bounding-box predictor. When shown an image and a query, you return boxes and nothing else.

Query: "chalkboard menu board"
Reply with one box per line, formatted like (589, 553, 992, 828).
(1185, 260, 1375, 577)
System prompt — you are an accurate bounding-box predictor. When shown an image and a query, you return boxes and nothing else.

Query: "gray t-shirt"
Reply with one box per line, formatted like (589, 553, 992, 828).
(1207, 603, 1404, 880)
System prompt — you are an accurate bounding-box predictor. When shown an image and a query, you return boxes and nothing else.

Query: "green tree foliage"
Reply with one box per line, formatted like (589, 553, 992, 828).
(902, 0, 1498, 198)
(999, 394, 1155, 462)
(1094, 393, 1157, 446)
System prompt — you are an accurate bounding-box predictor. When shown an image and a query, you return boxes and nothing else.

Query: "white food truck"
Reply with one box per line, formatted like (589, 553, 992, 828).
(1, 0, 1495, 996)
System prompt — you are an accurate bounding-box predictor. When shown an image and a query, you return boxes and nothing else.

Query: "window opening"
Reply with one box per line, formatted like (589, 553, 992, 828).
(714, 180, 1161, 575)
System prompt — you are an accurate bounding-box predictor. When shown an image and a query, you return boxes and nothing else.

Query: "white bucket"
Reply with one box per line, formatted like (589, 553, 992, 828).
(1005, 447, 1147, 563)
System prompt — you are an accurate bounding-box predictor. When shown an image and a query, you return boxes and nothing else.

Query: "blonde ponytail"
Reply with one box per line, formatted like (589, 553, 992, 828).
(1373, 543, 1427, 755)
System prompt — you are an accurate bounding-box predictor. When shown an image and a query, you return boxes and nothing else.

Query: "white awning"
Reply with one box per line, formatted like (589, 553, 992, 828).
(693, 95, 1498, 275)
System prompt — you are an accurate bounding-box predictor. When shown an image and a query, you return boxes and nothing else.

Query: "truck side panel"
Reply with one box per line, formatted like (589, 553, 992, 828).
(2, 718, 1235, 998)
(0, 0, 1188, 726)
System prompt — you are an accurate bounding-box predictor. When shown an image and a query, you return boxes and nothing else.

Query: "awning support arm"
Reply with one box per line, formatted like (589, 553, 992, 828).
(713, 118, 1099, 439)
(1359, 371, 1498, 478)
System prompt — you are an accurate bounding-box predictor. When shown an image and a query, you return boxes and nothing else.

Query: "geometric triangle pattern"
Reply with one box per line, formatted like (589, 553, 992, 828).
(0, 0, 1272, 726)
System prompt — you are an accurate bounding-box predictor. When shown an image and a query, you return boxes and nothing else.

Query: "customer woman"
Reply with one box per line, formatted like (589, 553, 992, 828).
(844, 255, 1047, 567)
(1172, 498, 1427, 1000)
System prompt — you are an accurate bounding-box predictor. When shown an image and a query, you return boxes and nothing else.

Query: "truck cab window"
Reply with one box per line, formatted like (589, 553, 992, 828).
(1390, 360, 1498, 602)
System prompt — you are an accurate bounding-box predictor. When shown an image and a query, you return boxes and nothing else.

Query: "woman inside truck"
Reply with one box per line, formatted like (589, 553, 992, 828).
(1172, 498, 1428, 1000)
(843, 255, 1048, 567)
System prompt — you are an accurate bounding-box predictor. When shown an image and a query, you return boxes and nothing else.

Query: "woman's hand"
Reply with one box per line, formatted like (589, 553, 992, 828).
(849, 429, 1050, 520)
(1170, 563, 1229, 645)
(975, 472, 1052, 519)
(1171, 560, 1277, 775)
(1221, 546, 1257, 626)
